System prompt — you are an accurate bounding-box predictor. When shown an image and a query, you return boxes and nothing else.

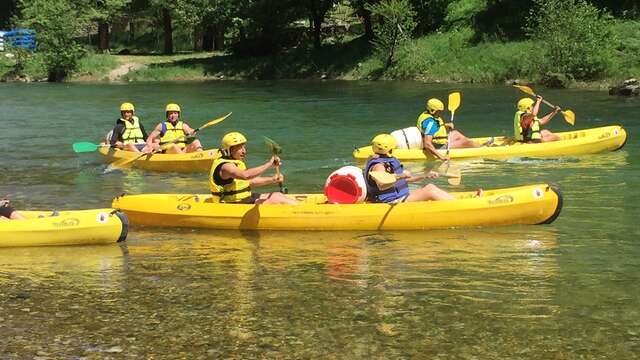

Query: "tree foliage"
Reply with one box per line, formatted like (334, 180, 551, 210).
(529, 0, 615, 80)
(368, 0, 416, 69)
(16, 0, 90, 81)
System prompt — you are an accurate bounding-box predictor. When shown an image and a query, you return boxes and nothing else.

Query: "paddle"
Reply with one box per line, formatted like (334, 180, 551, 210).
(440, 91, 462, 174)
(72, 142, 112, 153)
(369, 166, 461, 187)
(108, 112, 232, 170)
(263, 136, 288, 194)
(513, 85, 576, 125)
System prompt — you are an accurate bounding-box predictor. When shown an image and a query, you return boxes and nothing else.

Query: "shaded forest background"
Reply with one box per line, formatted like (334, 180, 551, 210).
(0, 0, 638, 84)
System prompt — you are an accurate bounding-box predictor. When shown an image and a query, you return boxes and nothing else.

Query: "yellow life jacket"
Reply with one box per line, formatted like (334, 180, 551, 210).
(417, 112, 448, 145)
(120, 116, 145, 145)
(209, 158, 252, 203)
(160, 120, 186, 148)
(514, 111, 541, 142)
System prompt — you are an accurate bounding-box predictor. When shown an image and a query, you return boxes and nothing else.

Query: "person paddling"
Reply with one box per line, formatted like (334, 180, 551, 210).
(364, 134, 454, 203)
(417, 98, 480, 161)
(209, 132, 298, 205)
(109, 102, 158, 153)
(514, 97, 561, 143)
(146, 103, 203, 154)
(0, 198, 25, 220)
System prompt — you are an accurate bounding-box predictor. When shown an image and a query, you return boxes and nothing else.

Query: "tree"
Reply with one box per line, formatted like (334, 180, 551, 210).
(16, 0, 90, 81)
(307, 0, 337, 49)
(0, 0, 19, 29)
(368, 0, 416, 69)
(529, 0, 615, 80)
(86, 0, 131, 52)
(350, 0, 377, 40)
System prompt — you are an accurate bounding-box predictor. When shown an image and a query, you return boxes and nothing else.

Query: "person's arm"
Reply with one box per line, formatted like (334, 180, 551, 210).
(250, 173, 283, 187)
(183, 123, 197, 136)
(220, 156, 278, 181)
(420, 118, 448, 161)
(532, 96, 542, 117)
(146, 124, 162, 147)
(110, 123, 125, 147)
(140, 122, 148, 140)
(423, 135, 448, 161)
(538, 106, 561, 126)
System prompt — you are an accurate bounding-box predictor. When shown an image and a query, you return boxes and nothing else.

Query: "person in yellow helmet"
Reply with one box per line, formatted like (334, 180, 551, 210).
(0, 198, 25, 220)
(209, 132, 298, 205)
(108, 102, 158, 153)
(514, 96, 561, 143)
(417, 98, 480, 161)
(145, 103, 203, 154)
(364, 134, 454, 203)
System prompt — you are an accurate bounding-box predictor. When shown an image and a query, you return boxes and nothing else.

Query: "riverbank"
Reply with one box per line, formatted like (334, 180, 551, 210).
(3, 27, 638, 90)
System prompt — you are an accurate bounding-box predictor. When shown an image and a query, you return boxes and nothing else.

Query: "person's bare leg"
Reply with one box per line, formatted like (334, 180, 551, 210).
(256, 192, 299, 205)
(185, 139, 203, 152)
(406, 184, 455, 202)
(449, 131, 480, 148)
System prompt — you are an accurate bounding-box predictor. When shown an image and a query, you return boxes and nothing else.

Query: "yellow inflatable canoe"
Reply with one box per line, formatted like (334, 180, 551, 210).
(112, 183, 562, 231)
(0, 209, 128, 247)
(98, 147, 221, 172)
(353, 125, 627, 161)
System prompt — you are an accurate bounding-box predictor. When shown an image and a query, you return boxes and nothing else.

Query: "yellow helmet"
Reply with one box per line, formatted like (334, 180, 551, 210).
(517, 98, 535, 112)
(426, 98, 444, 114)
(221, 132, 247, 150)
(165, 103, 181, 113)
(371, 134, 396, 155)
(120, 102, 135, 112)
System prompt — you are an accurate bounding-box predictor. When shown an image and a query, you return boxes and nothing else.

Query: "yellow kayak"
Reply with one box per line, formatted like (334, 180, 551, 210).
(0, 209, 128, 247)
(353, 125, 627, 161)
(98, 147, 222, 172)
(112, 183, 562, 231)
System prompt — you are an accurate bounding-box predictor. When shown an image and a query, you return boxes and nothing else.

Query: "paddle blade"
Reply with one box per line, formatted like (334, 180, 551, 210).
(73, 142, 100, 153)
(369, 171, 398, 188)
(448, 92, 461, 113)
(197, 112, 232, 132)
(513, 84, 536, 97)
(562, 110, 576, 125)
(108, 152, 148, 170)
(264, 136, 282, 155)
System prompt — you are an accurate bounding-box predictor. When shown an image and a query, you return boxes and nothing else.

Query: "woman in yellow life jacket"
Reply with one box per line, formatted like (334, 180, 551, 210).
(514, 97, 561, 143)
(109, 102, 158, 153)
(145, 103, 204, 154)
(417, 98, 480, 160)
(209, 132, 299, 205)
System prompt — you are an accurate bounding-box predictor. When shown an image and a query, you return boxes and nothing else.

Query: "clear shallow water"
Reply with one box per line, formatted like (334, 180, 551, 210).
(0, 81, 638, 358)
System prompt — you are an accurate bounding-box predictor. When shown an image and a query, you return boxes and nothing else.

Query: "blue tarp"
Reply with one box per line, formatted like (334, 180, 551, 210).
(0, 29, 37, 51)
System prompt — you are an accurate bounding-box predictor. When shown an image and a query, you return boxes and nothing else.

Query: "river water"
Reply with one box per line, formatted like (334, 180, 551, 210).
(0, 81, 638, 358)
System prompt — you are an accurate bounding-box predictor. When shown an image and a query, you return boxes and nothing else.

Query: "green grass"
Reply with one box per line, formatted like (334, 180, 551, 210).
(74, 53, 120, 77)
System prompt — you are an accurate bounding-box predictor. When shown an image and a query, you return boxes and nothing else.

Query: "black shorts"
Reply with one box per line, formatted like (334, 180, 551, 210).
(237, 193, 261, 204)
(0, 204, 16, 218)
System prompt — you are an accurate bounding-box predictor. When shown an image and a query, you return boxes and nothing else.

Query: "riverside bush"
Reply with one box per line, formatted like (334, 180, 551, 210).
(529, 0, 615, 80)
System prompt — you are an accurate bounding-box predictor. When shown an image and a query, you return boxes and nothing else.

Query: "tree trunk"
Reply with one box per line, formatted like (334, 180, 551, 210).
(98, 21, 109, 53)
(203, 25, 215, 51)
(48, 68, 66, 82)
(362, 9, 373, 40)
(193, 25, 202, 51)
(214, 26, 225, 51)
(309, 0, 322, 49)
(129, 18, 135, 45)
(162, 7, 173, 54)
